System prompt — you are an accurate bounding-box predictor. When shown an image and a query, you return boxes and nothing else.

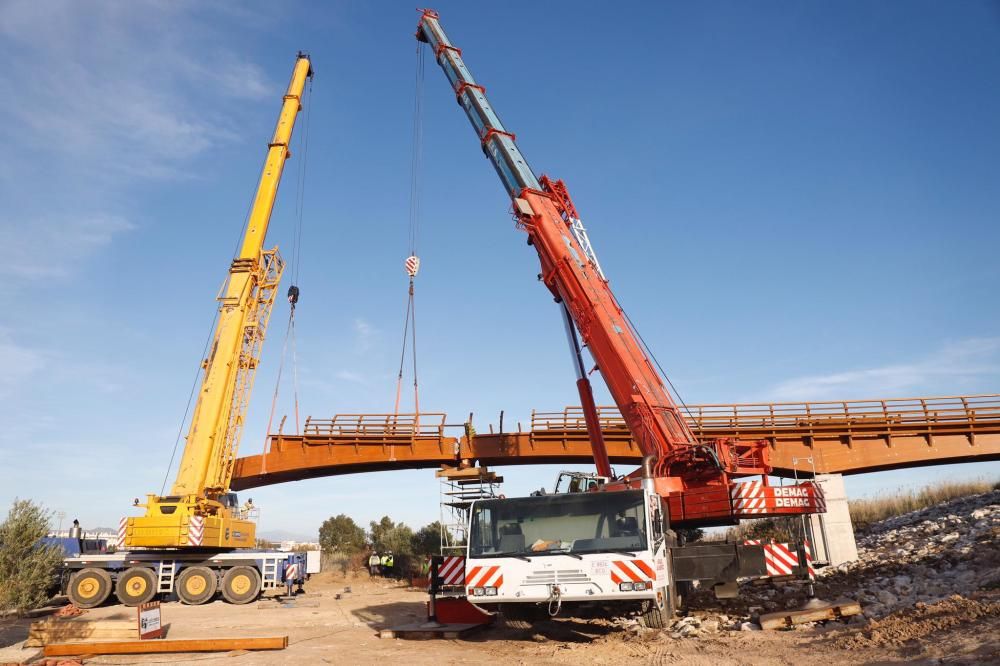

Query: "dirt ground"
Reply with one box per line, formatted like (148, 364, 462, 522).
(1, 572, 997, 666)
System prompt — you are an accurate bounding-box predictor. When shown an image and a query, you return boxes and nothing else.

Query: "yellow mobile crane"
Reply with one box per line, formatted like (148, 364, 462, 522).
(61, 54, 314, 608)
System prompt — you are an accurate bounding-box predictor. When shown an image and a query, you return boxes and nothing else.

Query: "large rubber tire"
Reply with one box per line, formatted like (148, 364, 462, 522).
(501, 605, 540, 631)
(68, 568, 113, 609)
(640, 600, 667, 629)
(115, 567, 157, 606)
(221, 566, 261, 604)
(177, 566, 218, 605)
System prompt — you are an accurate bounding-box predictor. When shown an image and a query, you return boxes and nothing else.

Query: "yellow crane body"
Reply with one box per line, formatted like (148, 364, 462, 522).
(123, 55, 313, 550)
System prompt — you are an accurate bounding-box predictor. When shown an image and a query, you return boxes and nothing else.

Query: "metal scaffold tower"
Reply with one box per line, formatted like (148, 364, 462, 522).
(436, 467, 502, 554)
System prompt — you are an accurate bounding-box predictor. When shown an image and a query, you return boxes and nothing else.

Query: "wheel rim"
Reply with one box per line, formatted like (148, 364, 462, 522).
(186, 574, 207, 596)
(230, 574, 252, 595)
(126, 575, 148, 597)
(76, 576, 99, 600)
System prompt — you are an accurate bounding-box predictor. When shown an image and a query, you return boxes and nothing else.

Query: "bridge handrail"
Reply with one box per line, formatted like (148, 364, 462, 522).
(530, 395, 1000, 437)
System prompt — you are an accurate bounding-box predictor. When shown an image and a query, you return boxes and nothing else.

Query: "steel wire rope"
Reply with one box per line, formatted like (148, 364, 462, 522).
(158, 149, 266, 495)
(393, 43, 426, 418)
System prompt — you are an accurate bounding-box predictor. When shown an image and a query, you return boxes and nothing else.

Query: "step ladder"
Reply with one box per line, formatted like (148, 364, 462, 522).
(261, 556, 281, 589)
(156, 560, 177, 593)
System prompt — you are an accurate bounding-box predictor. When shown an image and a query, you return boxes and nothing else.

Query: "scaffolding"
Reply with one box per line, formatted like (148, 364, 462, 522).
(437, 467, 502, 554)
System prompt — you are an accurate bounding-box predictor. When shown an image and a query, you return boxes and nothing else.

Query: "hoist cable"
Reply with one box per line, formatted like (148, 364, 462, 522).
(160, 307, 220, 496)
(290, 313, 301, 433)
(263, 308, 297, 453)
(292, 78, 313, 284)
(393, 286, 414, 415)
(410, 282, 420, 417)
(408, 43, 426, 255)
(393, 45, 426, 415)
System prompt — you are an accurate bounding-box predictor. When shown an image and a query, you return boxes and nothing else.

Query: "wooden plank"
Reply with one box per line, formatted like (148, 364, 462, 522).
(26, 619, 138, 647)
(759, 599, 861, 630)
(44, 636, 288, 656)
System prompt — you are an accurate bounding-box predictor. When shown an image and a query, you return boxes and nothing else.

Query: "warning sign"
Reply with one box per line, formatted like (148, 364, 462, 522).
(138, 601, 163, 640)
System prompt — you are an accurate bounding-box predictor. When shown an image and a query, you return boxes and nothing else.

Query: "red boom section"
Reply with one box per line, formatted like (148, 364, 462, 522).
(418, 9, 821, 523)
(514, 187, 698, 476)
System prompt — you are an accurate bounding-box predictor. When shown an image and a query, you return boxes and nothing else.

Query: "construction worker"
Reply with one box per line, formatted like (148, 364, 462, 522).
(368, 551, 380, 578)
(381, 551, 394, 578)
(284, 558, 298, 598)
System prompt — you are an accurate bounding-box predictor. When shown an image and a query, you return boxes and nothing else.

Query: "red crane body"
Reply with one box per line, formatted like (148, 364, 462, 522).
(417, 10, 821, 525)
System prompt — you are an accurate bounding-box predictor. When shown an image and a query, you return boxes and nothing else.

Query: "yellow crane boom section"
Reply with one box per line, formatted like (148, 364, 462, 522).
(124, 55, 313, 550)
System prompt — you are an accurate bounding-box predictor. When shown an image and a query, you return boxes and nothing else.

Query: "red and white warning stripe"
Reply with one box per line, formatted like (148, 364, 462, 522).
(188, 516, 204, 546)
(803, 540, 815, 581)
(465, 564, 503, 590)
(731, 480, 767, 514)
(284, 562, 299, 581)
(405, 255, 420, 277)
(609, 559, 654, 585)
(744, 541, 800, 576)
(438, 555, 465, 586)
(117, 517, 127, 550)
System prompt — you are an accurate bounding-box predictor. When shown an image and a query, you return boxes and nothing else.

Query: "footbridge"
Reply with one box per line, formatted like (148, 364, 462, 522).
(231, 395, 1000, 490)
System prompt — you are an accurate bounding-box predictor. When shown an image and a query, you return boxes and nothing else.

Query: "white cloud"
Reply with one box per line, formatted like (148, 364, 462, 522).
(335, 370, 366, 385)
(763, 338, 1000, 401)
(0, 3, 270, 180)
(0, 330, 45, 396)
(0, 215, 135, 279)
(0, 0, 276, 281)
(354, 318, 377, 353)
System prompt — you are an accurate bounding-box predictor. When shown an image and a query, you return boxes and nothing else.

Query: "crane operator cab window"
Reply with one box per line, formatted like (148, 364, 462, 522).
(469, 490, 648, 557)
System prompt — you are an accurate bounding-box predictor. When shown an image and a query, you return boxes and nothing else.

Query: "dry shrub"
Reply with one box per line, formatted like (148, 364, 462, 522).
(848, 479, 995, 532)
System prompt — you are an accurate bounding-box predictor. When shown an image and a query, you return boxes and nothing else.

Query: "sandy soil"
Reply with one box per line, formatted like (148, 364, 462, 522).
(1, 572, 997, 665)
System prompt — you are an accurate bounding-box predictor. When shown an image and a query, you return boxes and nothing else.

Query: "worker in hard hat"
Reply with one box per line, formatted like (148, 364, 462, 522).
(368, 551, 380, 578)
(381, 551, 394, 578)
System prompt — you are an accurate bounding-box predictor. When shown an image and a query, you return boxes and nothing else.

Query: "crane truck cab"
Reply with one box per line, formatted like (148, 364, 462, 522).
(464, 488, 674, 628)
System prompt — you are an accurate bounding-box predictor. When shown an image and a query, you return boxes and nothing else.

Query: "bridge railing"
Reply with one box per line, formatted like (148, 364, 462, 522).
(530, 395, 1000, 441)
(301, 413, 448, 440)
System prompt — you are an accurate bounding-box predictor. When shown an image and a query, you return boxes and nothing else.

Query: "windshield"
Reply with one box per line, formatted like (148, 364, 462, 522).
(469, 490, 647, 557)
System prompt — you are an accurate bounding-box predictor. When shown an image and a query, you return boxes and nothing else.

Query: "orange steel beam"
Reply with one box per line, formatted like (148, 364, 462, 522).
(231, 395, 1000, 490)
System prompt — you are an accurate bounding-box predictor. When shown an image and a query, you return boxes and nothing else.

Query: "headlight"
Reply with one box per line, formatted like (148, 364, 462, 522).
(484, 586, 498, 596)
(633, 581, 649, 591)
(470, 587, 485, 596)
(619, 582, 634, 592)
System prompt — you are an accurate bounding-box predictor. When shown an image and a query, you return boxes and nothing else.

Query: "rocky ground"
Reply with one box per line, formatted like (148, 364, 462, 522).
(1, 490, 996, 664)
(654, 488, 1000, 644)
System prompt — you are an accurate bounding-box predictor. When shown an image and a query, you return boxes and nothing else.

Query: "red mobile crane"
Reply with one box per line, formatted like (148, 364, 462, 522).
(417, 11, 824, 626)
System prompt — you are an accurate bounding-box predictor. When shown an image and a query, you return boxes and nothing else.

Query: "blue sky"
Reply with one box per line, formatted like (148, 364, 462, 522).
(1, 1, 998, 540)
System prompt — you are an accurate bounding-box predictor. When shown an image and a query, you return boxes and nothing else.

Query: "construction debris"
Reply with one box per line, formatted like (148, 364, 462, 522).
(818, 490, 1000, 617)
(758, 598, 862, 630)
(42, 636, 288, 657)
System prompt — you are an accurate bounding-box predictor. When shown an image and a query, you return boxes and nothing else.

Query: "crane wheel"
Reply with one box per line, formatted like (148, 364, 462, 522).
(67, 568, 112, 609)
(221, 566, 261, 604)
(639, 599, 666, 629)
(177, 566, 218, 605)
(115, 567, 157, 606)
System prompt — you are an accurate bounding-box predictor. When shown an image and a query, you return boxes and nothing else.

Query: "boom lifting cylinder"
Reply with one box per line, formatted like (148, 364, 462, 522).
(124, 54, 314, 550)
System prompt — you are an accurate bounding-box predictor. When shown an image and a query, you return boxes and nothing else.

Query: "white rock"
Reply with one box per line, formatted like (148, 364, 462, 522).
(739, 622, 760, 631)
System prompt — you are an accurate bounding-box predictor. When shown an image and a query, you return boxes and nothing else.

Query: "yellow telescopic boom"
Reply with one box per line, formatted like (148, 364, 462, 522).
(124, 54, 313, 550)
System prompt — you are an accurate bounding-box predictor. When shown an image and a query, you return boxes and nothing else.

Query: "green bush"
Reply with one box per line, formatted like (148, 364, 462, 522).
(0, 499, 63, 616)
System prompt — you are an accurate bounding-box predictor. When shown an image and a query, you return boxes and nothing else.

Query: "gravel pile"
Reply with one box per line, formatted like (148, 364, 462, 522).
(818, 489, 1000, 618)
(656, 488, 1000, 637)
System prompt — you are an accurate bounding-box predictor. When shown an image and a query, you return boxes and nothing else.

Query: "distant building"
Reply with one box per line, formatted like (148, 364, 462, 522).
(278, 540, 320, 552)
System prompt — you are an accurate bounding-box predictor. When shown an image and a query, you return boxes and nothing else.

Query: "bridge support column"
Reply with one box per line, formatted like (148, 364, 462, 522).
(808, 474, 858, 567)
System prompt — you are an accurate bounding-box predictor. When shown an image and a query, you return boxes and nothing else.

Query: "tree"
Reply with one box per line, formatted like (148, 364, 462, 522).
(318, 514, 366, 554)
(0, 499, 62, 615)
(412, 521, 442, 559)
(369, 516, 417, 576)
